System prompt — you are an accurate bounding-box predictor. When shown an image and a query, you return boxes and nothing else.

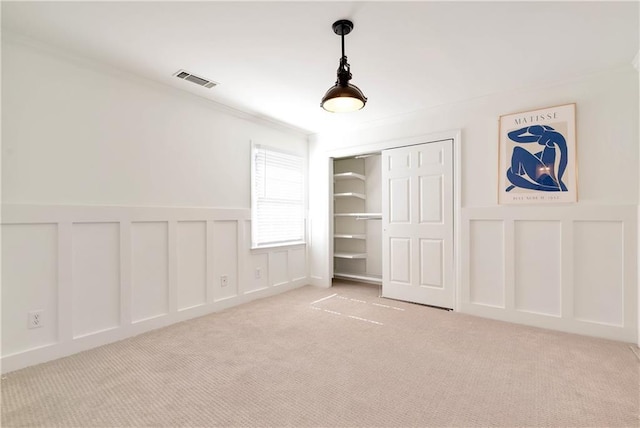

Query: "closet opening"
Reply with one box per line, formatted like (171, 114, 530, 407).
(331, 152, 382, 285)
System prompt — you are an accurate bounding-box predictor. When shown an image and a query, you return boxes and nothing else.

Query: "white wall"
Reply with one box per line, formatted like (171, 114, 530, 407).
(2, 34, 306, 207)
(309, 66, 639, 342)
(1, 35, 309, 373)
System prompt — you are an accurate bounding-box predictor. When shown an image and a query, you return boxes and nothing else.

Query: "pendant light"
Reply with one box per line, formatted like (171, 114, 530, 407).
(320, 19, 368, 113)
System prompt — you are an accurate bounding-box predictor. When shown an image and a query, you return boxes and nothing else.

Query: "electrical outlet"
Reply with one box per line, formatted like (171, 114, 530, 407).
(221, 275, 228, 287)
(255, 268, 262, 279)
(28, 310, 43, 329)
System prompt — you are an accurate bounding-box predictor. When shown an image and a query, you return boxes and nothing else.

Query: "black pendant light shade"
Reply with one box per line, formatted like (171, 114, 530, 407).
(321, 20, 367, 113)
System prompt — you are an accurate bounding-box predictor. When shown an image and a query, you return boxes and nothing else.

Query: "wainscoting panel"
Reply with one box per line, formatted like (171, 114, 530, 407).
(248, 253, 269, 293)
(1, 204, 308, 373)
(72, 223, 121, 338)
(212, 220, 239, 302)
(131, 222, 169, 322)
(176, 221, 207, 311)
(468, 220, 505, 308)
(269, 251, 289, 287)
(1, 224, 58, 355)
(514, 221, 561, 317)
(573, 221, 624, 326)
(462, 206, 636, 342)
(289, 247, 307, 282)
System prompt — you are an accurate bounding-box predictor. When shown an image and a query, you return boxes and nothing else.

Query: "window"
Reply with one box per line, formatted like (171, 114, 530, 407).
(251, 144, 305, 248)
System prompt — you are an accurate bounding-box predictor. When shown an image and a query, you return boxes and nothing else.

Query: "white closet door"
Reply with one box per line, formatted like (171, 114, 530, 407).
(382, 140, 454, 309)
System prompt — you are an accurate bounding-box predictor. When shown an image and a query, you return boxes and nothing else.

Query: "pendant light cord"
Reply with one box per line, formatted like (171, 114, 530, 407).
(337, 28, 351, 86)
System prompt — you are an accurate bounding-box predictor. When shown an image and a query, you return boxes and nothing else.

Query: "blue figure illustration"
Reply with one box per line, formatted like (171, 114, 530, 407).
(505, 124, 568, 192)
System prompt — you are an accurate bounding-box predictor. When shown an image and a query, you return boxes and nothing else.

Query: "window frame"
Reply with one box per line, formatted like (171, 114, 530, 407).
(250, 142, 307, 250)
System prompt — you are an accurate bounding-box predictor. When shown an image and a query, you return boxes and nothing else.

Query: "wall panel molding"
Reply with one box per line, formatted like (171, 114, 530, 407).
(514, 220, 561, 317)
(1, 204, 308, 373)
(461, 205, 637, 342)
(176, 221, 207, 310)
(120, 220, 133, 326)
(71, 222, 121, 338)
(467, 219, 505, 308)
(1, 224, 58, 355)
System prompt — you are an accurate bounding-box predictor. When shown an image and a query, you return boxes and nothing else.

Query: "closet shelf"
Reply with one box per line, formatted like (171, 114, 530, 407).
(334, 252, 367, 259)
(334, 233, 366, 240)
(334, 172, 365, 181)
(334, 212, 382, 220)
(334, 192, 366, 200)
(334, 272, 382, 284)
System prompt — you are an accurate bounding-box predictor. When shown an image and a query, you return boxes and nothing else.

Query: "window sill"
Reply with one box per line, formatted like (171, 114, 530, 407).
(250, 241, 306, 252)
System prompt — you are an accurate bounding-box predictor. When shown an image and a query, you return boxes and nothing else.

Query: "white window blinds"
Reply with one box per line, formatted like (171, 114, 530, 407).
(251, 144, 305, 248)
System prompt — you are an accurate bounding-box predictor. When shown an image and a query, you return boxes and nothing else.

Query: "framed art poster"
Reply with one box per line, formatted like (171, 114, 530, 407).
(498, 103, 577, 204)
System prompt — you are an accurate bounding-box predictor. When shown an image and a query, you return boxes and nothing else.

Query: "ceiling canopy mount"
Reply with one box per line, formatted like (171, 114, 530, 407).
(332, 19, 353, 37)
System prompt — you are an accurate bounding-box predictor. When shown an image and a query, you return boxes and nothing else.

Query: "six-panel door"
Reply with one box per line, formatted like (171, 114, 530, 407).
(382, 140, 454, 309)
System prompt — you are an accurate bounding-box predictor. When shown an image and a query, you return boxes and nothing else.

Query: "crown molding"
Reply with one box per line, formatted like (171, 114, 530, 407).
(3, 31, 311, 138)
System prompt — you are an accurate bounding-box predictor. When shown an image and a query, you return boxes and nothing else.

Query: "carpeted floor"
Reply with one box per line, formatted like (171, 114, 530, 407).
(2, 281, 639, 427)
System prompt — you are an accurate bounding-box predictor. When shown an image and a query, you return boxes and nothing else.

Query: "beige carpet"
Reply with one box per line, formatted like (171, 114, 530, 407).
(2, 281, 638, 427)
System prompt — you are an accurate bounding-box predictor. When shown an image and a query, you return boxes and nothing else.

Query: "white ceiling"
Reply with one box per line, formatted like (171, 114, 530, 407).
(2, 1, 638, 135)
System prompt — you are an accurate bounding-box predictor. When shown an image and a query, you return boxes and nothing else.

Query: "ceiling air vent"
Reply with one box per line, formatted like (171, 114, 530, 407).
(173, 69, 218, 89)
